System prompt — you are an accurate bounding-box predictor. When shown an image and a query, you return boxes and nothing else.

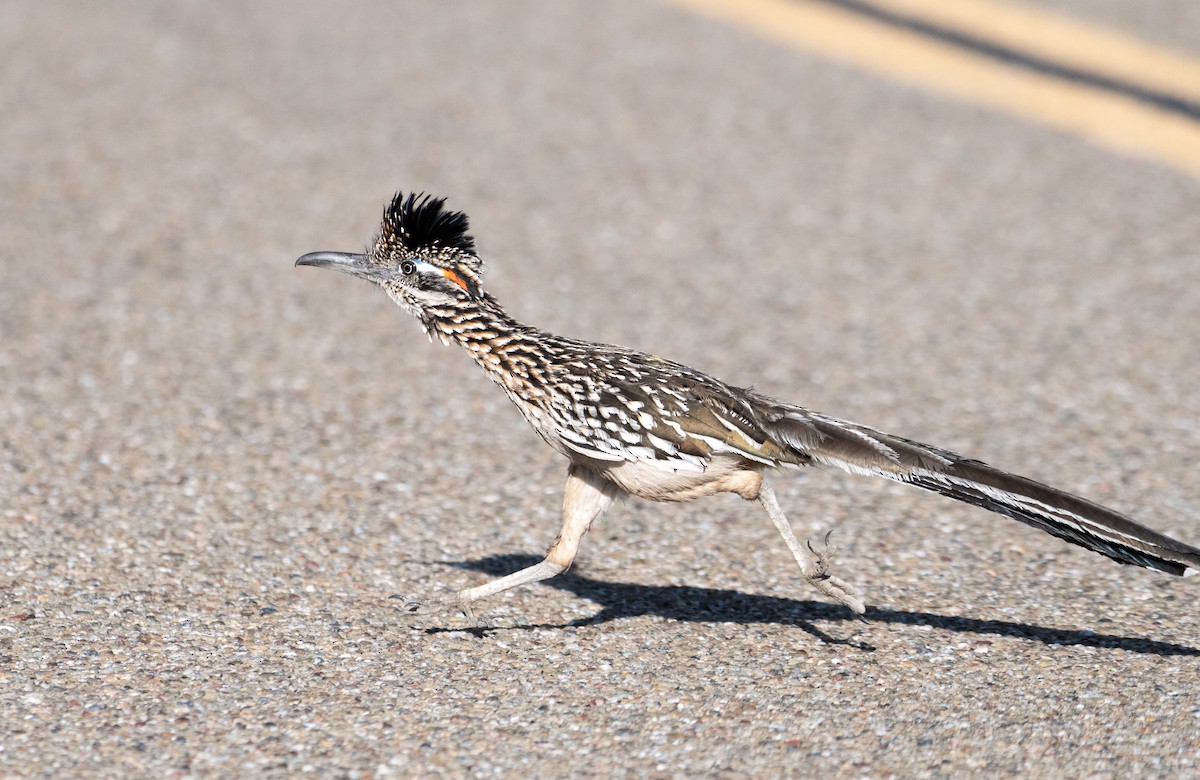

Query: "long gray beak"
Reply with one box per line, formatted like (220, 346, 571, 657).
(295, 251, 382, 280)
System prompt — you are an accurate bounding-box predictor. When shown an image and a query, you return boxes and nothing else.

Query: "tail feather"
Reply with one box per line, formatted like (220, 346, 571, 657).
(905, 459, 1199, 575)
(754, 396, 1200, 577)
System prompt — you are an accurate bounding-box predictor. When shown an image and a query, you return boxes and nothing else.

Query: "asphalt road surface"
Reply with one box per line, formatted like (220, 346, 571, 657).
(3, 1, 1200, 776)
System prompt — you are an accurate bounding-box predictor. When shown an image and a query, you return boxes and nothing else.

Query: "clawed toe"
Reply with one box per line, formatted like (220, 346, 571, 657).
(398, 598, 425, 614)
(801, 536, 836, 582)
(802, 572, 866, 614)
(801, 532, 866, 615)
(805, 530, 838, 567)
(393, 594, 458, 616)
(393, 594, 494, 628)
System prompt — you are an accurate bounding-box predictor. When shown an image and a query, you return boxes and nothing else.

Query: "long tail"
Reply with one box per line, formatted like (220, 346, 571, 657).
(753, 396, 1200, 576)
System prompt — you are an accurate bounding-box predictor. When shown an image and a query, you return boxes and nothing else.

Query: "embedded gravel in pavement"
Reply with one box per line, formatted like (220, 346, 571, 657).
(3, 2, 1199, 776)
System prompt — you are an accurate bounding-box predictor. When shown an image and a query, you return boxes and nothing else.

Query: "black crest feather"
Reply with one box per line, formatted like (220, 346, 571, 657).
(383, 192, 476, 255)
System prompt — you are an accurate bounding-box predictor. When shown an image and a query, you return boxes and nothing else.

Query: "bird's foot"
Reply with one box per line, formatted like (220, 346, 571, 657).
(803, 532, 866, 615)
(393, 593, 492, 629)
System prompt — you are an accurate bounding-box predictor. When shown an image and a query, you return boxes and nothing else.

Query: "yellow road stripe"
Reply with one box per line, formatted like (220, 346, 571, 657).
(665, 0, 1200, 178)
(871, 0, 1200, 103)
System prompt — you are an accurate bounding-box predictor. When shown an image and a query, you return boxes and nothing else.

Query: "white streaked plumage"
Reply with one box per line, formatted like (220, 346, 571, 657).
(297, 191, 1200, 621)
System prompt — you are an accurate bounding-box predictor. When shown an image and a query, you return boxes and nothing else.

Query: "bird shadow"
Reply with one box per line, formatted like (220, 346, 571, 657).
(408, 554, 1200, 656)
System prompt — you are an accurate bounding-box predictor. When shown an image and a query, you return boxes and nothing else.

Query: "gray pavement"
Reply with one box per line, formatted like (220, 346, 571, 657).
(3, 1, 1200, 776)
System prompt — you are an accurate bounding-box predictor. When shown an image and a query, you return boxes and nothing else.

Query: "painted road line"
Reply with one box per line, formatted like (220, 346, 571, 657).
(869, 0, 1200, 106)
(666, 0, 1200, 178)
(831, 0, 1200, 120)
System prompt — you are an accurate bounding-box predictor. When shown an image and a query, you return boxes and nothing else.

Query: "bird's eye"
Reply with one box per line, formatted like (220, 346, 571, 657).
(400, 260, 416, 276)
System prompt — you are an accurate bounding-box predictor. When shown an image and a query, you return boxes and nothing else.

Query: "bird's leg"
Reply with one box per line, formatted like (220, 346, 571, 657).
(757, 481, 866, 614)
(403, 463, 618, 622)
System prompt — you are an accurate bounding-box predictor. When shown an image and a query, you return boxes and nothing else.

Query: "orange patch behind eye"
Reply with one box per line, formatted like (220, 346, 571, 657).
(441, 268, 470, 291)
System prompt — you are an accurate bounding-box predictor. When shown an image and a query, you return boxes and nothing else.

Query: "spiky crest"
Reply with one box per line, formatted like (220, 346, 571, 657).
(381, 192, 476, 255)
(376, 191, 484, 298)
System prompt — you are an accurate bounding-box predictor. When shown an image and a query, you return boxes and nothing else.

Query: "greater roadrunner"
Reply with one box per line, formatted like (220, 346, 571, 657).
(297, 191, 1200, 619)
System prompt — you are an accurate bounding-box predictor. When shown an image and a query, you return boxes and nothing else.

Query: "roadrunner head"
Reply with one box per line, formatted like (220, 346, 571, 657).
(296, 192, 484, 318)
